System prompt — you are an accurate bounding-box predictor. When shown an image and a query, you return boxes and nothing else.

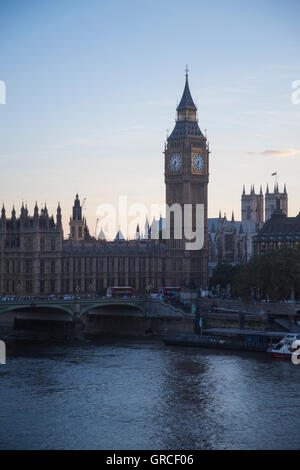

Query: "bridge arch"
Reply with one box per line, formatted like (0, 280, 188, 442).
(79, 301, 146, 318)
(0, 303, 74, 321)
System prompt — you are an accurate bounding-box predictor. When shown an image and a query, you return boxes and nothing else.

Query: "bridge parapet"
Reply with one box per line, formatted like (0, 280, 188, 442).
(0, 297, 193, 322)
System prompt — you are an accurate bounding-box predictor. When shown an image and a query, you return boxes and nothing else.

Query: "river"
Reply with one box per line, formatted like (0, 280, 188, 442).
(0, 337, 299, 450)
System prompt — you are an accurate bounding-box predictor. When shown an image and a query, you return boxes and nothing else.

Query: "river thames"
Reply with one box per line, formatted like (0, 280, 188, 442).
(0, 338, 299, 450)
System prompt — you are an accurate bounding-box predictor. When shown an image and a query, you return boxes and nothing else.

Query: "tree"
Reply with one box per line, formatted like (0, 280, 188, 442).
(210, 262, 237, 289)
(232, 248, 300, 301)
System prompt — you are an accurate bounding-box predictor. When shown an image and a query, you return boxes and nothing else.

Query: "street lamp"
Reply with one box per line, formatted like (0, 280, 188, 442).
(75, 284, 80, 299)
(16, 282, 23, 299)
(146, 283, 153, 296)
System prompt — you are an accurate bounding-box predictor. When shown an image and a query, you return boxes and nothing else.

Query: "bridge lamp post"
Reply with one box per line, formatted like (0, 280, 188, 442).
(146, 283, 153, 297)
(75, 284, 80, 300)
(88, 282, 93, 297)
(16, 282, 23, 299)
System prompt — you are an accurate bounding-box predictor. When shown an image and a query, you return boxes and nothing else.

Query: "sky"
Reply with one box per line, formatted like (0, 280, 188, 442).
(1, 0, 300, 238)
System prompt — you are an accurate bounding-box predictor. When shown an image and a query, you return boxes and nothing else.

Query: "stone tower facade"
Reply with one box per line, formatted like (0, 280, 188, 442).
(69, 194, 85, 241)
(164, 71, 209, 289)
(241, 185, 264, 227)
(265, 183, 288, 221)
(0, 202, 63, 295)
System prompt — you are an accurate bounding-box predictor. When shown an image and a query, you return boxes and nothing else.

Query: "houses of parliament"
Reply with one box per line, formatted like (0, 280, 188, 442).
(0, 73, 210, 296)
(1, 73, 297, 297)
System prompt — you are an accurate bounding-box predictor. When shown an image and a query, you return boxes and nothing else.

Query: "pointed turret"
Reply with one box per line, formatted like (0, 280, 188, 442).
(176, 68, 197, 114)
(158, 214, 163, 238)
(84, 218, 90, 240)
(98, 227, 106, 241)
(70, 194, 85, 240)
(135, 223, 140, 241)
(168, 69, 203, 139)
(144, 216, 150, 240)
(114, 227, 125, 242)
(0, 204, 5, 234)
(72, 194, 82, 220)
(34, 202, 38, 215)
(33, 202, 39, 228)
(20, 202, 25, 219)
(266, 184, 269, 195)
(56, 202, 62, 228)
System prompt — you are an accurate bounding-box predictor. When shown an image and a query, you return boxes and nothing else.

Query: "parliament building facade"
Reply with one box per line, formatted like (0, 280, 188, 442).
(0, 74, 209, 296)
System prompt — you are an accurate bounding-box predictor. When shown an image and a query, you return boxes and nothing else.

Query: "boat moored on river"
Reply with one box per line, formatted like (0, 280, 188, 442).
(268, 334, 300, 359)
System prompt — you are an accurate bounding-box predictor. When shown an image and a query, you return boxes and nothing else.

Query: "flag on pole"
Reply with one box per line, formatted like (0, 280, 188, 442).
(272, 172, 277, 176)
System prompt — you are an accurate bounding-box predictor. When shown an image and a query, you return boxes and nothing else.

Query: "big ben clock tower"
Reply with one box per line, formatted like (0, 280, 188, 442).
(165, 70, 209, 289)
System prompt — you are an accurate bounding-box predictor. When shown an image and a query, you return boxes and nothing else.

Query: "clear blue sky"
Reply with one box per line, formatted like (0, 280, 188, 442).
(1, 0, 300, 237)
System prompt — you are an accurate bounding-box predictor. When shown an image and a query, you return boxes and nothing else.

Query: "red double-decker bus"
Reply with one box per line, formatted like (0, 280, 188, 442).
(106, 286, 136, 298)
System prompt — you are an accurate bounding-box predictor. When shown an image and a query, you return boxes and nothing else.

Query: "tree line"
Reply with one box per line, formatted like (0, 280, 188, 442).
(210, 247, 300, 301)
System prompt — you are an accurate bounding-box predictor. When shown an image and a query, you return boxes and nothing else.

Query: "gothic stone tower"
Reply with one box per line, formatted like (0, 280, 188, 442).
(241, 185, 264, 227)
(265, 183, 288, 221)
(69, 194, 85, 241)
(164, 71, 209, 289)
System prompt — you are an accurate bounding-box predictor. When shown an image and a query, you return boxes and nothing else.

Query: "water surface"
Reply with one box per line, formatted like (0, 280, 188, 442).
(0, 338, 299, 449)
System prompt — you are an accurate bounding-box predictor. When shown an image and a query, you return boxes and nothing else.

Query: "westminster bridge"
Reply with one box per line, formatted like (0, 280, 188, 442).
(0, 297, 195, 338)
(0, 297, 299, 338)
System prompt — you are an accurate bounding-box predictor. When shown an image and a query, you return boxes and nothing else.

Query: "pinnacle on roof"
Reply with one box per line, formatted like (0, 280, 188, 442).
(98, 227, 106, 241)
(114, 228, 125, 242)
(135, 223, 140, 241)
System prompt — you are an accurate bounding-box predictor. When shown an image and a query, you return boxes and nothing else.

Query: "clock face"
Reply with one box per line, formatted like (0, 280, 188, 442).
(192, 153, 205, 172)
(169, 153, 182, 172)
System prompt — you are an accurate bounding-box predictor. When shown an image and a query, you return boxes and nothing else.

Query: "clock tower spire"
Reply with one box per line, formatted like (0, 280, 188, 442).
(164, 71, 209, 289)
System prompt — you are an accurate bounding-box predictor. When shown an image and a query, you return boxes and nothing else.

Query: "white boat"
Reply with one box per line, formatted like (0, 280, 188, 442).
(268, 334, 300, 360)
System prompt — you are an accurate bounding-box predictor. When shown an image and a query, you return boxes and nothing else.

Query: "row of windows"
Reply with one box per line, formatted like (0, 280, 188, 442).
(62, 258, 163, 274)
(1, 258, 163, 275)
(40, 238, 57, 252)
(1, 259, 32, 274)
(4, 279, 32, 294)
(2, 237, 58, 251)
(40, 259, 56, 274)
